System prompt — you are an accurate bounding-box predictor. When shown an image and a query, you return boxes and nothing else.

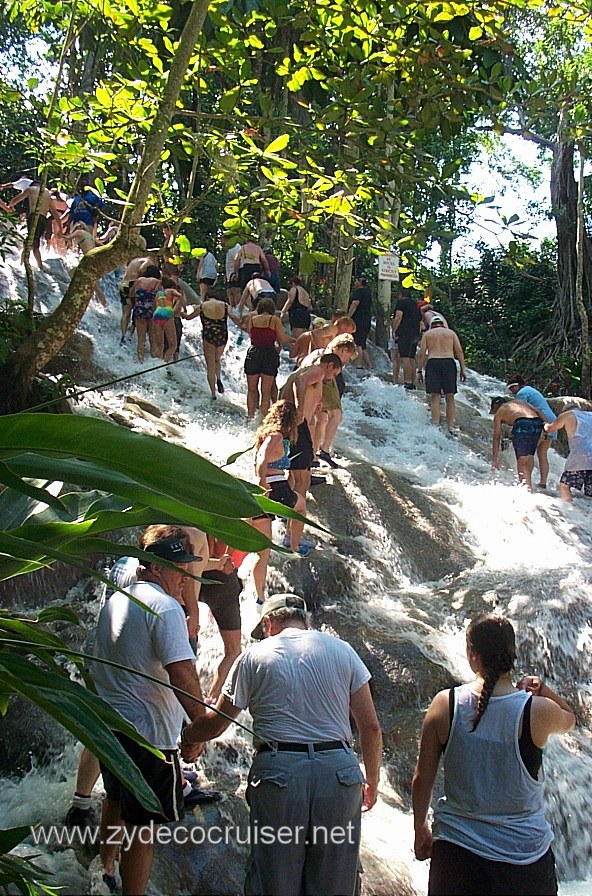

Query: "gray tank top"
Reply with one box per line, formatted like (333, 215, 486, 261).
(433, 684, 552, 864)
(564, 410, 592, 472)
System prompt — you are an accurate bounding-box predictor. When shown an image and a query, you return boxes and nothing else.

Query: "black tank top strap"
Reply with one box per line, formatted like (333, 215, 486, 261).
(442, 685, 457, 752)
(518, 695, 543, 780)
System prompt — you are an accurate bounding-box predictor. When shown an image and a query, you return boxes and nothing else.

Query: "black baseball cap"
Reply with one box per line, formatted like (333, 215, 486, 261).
(144, 537, 201, 564)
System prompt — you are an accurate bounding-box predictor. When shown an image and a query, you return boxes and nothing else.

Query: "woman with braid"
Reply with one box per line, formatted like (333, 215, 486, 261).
(412, 614, 575, 895)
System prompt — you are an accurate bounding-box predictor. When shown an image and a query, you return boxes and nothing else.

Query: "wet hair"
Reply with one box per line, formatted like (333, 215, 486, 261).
(255, 400, 299, 452)
(334, 316, 356, 333)
(467, 614, 516, 731)
(507, 374, 525, 388)
(489, 395, 508, 413)
(327, 333, 357, 353)
(256, 297, 277, 315)
(319, 352, 342, 370)
(143, 265, 161, 279)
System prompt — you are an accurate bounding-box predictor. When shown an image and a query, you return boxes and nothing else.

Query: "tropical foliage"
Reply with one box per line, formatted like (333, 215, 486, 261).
(0, 411, 295, 892)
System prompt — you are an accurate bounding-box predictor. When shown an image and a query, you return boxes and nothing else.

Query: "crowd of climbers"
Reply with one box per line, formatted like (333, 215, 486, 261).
(1, 175, 587, 896)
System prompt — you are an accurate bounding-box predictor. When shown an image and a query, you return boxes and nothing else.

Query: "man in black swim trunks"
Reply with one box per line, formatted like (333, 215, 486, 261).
(490, 397, 546, 491)
(279, 354, 342, 499)
(417, 315, 466, 432)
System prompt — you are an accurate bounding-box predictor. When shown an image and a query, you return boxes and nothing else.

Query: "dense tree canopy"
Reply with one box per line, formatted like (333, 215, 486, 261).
(2, 0, 592, 402)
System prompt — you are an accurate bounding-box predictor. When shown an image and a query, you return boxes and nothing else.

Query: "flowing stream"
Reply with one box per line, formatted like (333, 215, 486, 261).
(0, 252, 591, 895)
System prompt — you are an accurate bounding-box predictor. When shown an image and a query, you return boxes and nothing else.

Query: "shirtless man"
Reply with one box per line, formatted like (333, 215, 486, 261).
(237, 274, 277, 314)
(279, 353, 342, 499)
(5, 180, 62, 270)
(417, 315, 466, 431)
(289, 317, 356, 366)
(119, 252, 155, 342)
(300, 334, 358, 464)
(490, 396, 546, 491)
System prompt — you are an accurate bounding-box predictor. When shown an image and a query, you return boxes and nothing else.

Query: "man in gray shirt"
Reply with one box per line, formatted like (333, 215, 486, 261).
(93, 525, 207, 895)
(182, 593, 382, 896)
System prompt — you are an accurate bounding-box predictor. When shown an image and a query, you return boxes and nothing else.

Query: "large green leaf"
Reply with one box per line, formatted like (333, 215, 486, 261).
(0, 415, 263, 519)
(0, 653, 163, 814)
(0, 462, 65, 513)
(0, 826, 30, 856)
(5, 454, 272, 549)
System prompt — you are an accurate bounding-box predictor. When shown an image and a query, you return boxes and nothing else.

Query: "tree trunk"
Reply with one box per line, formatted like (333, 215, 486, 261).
(375, 82, 400, 351)
(576, 142, 591, 398)
(331, 221, 354, 312)
(549, 140, 592, 357)
(0, 0, 212, 414)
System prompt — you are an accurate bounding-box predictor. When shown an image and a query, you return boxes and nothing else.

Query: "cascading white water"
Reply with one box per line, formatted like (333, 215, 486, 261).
(1, 249, 590, 894)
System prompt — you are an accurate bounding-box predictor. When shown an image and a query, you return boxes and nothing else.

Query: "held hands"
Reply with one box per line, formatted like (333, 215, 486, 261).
(180, 739, 206, 763)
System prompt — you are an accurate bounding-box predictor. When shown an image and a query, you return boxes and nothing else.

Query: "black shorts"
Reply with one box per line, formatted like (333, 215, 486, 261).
(425, 357, 457, 395)
(353, 322, 371, 350)
(199, 277, 216, 286)
(289, 307, 312, 331)
(239, 264, 261, 290)
(560, 469, 592, 495)
(27, 214, 48, 249)
(100, 732, 183, 825)
(244, 345, 279, 377)
(397, 333, 419, 359)
(428, 840, 557, 896)
(199, 570, 242, 631)
(289, 421, 314, 470)
(258, 478, 299, 520)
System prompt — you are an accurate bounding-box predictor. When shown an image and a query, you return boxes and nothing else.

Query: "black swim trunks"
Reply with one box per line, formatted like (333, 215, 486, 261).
(425, 357, 457, 395)
(511, 418, 544, 458)
(289, 420, 314, 470)
(100, 732, 183, 825)
(199, 570, 242, 631)
(27, 214, 49, 249)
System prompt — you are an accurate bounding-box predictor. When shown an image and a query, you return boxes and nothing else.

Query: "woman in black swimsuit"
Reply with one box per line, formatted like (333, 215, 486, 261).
(281, 276, 312, 338)
(185, 295, 240, 399)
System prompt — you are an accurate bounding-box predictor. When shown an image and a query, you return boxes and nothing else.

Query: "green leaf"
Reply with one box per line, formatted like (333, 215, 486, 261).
(0, 826, 30, 856)
(0, 416, 263, 520)
(0, 463, 65, 512)
(0, 653, 163, 813)
(263, 134, 290, 156)
(220, 87, 240, 114)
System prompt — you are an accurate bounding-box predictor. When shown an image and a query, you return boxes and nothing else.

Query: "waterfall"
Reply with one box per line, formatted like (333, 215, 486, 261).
(0, 248, 590, 895)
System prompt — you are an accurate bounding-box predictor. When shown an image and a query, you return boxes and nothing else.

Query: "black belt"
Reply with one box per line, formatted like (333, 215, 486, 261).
(257, 740, 348, 754)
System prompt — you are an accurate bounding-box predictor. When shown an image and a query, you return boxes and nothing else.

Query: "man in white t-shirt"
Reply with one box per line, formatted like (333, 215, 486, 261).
(92, 526, 207, 895)
(181, 593, 382, 896)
